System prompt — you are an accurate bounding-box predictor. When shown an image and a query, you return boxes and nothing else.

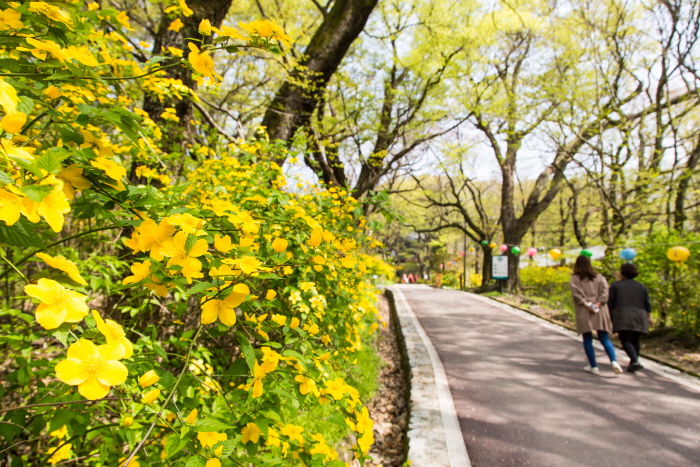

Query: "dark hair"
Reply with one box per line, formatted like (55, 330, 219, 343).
(620, 263, 639, 279)
(573, 255, 597, 281)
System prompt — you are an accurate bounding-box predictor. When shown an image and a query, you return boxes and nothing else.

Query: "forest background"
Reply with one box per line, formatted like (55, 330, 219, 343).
(1, 0, 699, 466)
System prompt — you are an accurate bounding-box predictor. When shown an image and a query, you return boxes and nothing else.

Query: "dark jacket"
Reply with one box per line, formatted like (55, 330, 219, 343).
(608, 278, 651, 334)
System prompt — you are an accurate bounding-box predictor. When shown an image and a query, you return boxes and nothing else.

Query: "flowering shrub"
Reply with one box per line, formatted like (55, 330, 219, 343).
(0, 2, 392, 466)
(520, 265, 573, 297)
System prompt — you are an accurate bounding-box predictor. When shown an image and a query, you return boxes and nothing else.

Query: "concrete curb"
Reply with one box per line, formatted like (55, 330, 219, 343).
(388, 285, 472, 467)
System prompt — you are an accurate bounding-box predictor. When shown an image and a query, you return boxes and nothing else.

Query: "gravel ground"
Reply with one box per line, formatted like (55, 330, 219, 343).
(366, 295, 409, 467)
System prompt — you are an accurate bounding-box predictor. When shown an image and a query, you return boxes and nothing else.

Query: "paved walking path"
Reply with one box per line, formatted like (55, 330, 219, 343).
(398, 285, 700, 467)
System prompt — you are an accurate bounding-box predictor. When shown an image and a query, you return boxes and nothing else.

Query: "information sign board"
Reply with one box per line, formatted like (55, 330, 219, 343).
(492, 256, 508, 280)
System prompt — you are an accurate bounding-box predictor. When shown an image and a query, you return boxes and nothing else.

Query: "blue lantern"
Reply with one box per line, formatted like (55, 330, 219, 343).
(620, 248, 637, 262)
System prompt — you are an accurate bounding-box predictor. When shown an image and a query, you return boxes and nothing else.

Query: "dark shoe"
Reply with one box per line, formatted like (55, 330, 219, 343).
(627, 363, 644, 373)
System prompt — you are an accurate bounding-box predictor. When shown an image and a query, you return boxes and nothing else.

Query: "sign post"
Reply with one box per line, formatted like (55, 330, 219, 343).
(492, 256, 508, 292)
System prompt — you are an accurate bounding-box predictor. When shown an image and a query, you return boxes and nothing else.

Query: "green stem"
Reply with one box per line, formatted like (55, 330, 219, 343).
(0, 397, 119, 414)
(0, 63, 182, 81)
(0, 248, 29, 284)
(0, 226, 121, 280)
(120, 325, 204, 467)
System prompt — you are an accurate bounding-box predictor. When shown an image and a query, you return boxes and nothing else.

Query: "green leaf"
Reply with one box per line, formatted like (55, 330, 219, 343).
(327, 413, 346, 427)
(165, 432, 190, 458)
(186, 281, 212, 296)
(237, 333, 255, 372)
(217, 439, 238, 457)
(16, 96, 34, 115)
(147, 55, 167, 66)
(194, 418, 235, 432)
(20, 184, 53, 202)
(0, 218, 44, 248)
(49, 409, 77, 432)
(184, 456, 206, 467)
(0, 171, 13, 185)
(35, 148, 68, 174)
(76, 114, 89, 126)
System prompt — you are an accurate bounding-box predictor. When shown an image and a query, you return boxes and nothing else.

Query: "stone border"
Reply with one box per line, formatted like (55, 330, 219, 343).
(386, 285, 472, 467)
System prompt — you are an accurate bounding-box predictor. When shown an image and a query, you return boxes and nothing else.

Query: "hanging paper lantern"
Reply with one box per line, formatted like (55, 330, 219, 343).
(511, 246, 521, 255)
(581, 249, 593, 258)
(489, 242, 497, 249)
(499, 244, 508, 252)
(667, 246, 690, 262)
(620, 248, 637, 261)
(481, 240, 488, 246)
(549, 248, 562, 260)
(468, 247, 475, 253)
(527, 247, 538, 257)
(459, 251, 465, 257)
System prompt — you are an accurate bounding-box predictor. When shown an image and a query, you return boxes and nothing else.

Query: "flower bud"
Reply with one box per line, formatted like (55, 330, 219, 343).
(123, 416, 134, 427)
(271, 238, 287, 253)
(142, 388, 160, 404)
(186, 408, 198, 425)
(138, 370, 159, 388)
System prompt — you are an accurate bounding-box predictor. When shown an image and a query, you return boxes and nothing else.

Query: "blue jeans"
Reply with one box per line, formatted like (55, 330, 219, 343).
(583, 331, 616, 367)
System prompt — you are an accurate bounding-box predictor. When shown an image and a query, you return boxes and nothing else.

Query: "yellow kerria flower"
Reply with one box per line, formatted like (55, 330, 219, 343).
(322, 377, 347, 400)
(219, 25, 247, 40)
(228, 210, 260, 234)
(185, 408, 198, 424)
(241, 422, 260, 444)
(358, 430, 374, 454)
(50, 425, 68, 439)
(118, 456, 140, 467)
(92, 310, 133, 359)
(232, 255, 263, 275)
(66, 45, 99, 66)
(138, 370, 159, 388)
(271, 237, 287, 253)
(0, 78, 18, 115)
(205, 459, 221, 467)
(55, 339, 128, 400)
(168, 18, 184, 31)
(122, 260, 151, 285)
(0, 8, 23, 30)
(36, 252, 88, 285)
(24, 278, 88, 329)
(266, 427, 280, 447)
(187, 43, 220, 81)
(197, 431, 227, 448)
(164, 212, 206, 236)
(21, 176, 71, 233)
(142, 387, 160, 403)
(47, 443, 72, 465)
(57, 164, 90, 200)
(290, 317, 300, 329)
(198, 19, 213, 35)
(266, 289, 277, 300)
(244, 361, 265, 398)
(1, 111, 26, 133)
(17, 37, 68, 61)
(294, 375, 318, 396)
(125, 219, 175, 260)
(0, 187, 22, 226)
(91, 156, 126, 181)
(160, 231, 208, 283)
(28, 2, 74, 28)
(200, 283, 249, 326)
(355, 407, 373, 434)
(280, 424, 304, 443)
(214, 234, 234, 253)
(308, 229, 322, 247)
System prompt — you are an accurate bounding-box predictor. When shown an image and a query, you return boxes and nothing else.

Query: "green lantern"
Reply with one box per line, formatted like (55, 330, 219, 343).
(481, 240, 488, 246)
(511, 246, 521, 255)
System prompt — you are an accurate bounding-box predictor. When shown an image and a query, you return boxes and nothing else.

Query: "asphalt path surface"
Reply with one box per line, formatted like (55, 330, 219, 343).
(399, 285, 700, 467)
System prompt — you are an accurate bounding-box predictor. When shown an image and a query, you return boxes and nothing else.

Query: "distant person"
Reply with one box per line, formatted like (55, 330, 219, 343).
(401, 273, 408, 284)
(569, 255, 623, 375)
(608, 263, 651, 373)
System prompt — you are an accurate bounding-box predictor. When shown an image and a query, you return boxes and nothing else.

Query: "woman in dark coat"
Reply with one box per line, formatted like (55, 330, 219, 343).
(608, 263, 651, 373)
(569, 255, 622, 375)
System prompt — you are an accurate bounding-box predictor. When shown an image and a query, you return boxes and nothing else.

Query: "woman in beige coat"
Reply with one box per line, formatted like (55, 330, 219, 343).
(569, 255, 623, 375)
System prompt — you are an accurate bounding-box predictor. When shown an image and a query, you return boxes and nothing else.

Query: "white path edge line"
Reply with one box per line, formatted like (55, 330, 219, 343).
(467, 292, 700, 393)
(392, 287, 472, 467)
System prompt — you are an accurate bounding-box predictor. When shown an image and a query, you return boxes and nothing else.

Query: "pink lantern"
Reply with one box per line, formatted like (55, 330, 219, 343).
(527, 247, 537, 257)
(459, 251, 465, 257)
(499, 244, 508, 252)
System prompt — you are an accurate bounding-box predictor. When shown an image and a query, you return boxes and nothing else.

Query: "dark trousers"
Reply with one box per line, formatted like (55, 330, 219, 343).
(618, 331, 642, 364)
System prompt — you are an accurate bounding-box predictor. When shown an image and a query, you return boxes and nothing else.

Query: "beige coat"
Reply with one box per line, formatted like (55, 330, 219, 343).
(569, 274, 613, 334)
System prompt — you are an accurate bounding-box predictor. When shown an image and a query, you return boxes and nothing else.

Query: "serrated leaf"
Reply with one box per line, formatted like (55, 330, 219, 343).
(184, 456, 206, 467)
(165, 432, 190, 458)
(35, 149, 66, 174)
(0, 218, 44, 248)
(21, 184, 53, 202)
(237, 333, 255, 372)
(0, 171, 14, 185)
(76, 114, 89, 126)
(194, 418, 235, 432)
(217, 439, 238, 457)
(186, 281, 213, 296)
(147, 55, 167, 66)
(16, 96, 34, 115)
(326, 413, 346, 427)
(49, 409, 77, 432)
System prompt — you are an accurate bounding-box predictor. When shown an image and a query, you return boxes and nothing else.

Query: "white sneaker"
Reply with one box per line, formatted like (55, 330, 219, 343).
(612, 361, 623, 375)
(584, 365, 600, 375)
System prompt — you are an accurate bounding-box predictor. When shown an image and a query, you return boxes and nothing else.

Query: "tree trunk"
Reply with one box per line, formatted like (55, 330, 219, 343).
(674, 135, 700, 231)
(261, 0, 378, 155)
